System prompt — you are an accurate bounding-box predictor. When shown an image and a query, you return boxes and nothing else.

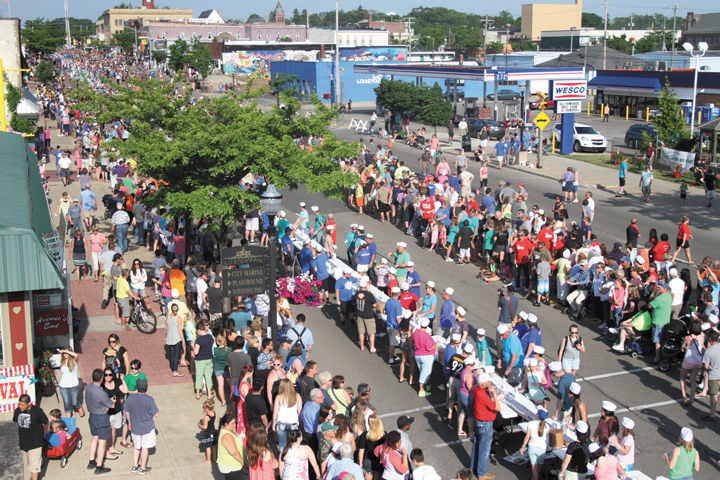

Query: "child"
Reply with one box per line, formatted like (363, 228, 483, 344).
(45, 419, 69, 447)
(428, 220, 440, 251)
(536, 257, 551, 307)
(49, 408, 77, 435)
(198, 399, 217, 463)
(680, 180, 688, 206)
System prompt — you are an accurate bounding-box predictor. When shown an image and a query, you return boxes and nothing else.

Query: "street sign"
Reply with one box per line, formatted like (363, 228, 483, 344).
(556, 100, 583, 114)
(550, 80, 587, 100)
(221, 246, 271, 297)
(533, 111, 551, 131)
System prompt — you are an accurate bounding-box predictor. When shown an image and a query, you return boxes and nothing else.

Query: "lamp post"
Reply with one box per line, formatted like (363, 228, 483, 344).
(682, 41, 708, 135)
(334, 0, 341, 105)
(259, 184, 283, 345)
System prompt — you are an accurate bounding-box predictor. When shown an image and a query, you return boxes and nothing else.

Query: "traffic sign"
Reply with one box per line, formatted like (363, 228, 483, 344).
(556, 100, 582, 114)
(221, 246, 271, 297)
(533, 111, 551, 131)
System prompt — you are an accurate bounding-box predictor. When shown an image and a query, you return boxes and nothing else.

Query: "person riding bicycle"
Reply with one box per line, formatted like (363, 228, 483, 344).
(129, 258, 150, 311)
(116, 268, 139, 330)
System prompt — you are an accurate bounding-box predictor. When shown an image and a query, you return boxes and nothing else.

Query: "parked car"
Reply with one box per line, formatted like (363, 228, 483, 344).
(486, 89, 520, 101)
(467, 119, 506, 140)
(529, 99, 556, 110)
(552, 122, 607, 153)
(624, 123, 658, 149)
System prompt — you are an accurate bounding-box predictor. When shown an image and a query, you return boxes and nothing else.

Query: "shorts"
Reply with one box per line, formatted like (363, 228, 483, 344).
(706, 189, 716, 200)
(22, 447, 42, 474)
(652, 325, 664, 344)
(82, 209, 94, 220)
(378, 202, 390, 213)
(117, 297, 131, 317)
(562, 183, 574, 192)
(131, 430, 157, 449)
(246, 217, 259, 231)
(459, 248, 471, 258)
(60, 168, 70, 178)
(340, 300, 355, 315)
(619, 177, 626, 187)
(572, 183, 579, 193)
(321, 277, 332, 292)
(109, 411, 123, 429)
(562, 357, 580, 372)
(709, 379, 720, 396)
(528, 444, 546, 465)
(357, 317, 377, 336)
(537, 279, 549, 294)
(497, 155, 504, 163)
(89, 413, 112, 440)
(131, 286, 146, 295)
(676, 238, 690, 249)
(642, 185, 652, 196)
(387, 327, 400, 347)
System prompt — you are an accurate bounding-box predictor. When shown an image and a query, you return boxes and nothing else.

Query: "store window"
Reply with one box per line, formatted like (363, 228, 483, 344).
(0, 318, 4, 366)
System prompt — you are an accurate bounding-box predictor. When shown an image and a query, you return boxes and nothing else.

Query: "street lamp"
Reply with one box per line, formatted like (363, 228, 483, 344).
(334, 0, 341, 105)
(683, 41, 708, 135)
(259, 184, 283, 344)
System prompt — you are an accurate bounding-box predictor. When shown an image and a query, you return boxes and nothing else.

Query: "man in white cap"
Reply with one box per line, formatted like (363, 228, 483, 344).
(550, 361, 576, 421)
(445, 341, 474, 425)
(554, 249, 572, 306)
(364, 233, 378, 283)
(312, 244, 331, 305)
(299, 239, 314, 275)
(391, 242, 411, 283)
(593, 400, 619, 446)
(406, 261, 421, 298)
(354, 277, 377, 353)
(275, 210, 290, 242)
(521, 313, 543, 360)
(496, 324, 524, 385)
(310, 206, 326, 243)
(293, 202, 310, 235)
(335, 270, 357, 328)
(384, 286, 403, 364)
(345, 224, 359, 263)
(470, 371, 501, 479)
(438, 287, 456, 337)
(668, 268, 685, 320)
(399, 282, 420, 312)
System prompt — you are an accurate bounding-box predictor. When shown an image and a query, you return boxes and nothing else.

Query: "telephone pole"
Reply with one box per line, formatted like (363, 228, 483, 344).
(670, 5, 678, 69)
(603, 0, 609, 69)
(64, 0, 72, 48)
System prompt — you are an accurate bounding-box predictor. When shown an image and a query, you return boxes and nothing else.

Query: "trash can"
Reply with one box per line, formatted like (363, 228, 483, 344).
(461, 134, 472, 153)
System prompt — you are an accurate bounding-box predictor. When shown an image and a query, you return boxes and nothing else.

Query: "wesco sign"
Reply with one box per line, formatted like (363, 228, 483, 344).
(550, 80, 588, 100)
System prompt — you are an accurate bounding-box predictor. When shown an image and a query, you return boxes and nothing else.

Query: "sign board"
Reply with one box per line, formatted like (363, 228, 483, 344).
(221, 246, 271, 297)
(0, 365, 36, 413)
(33, 309, 70, 337)
(496, 71, 508, 82)
(660, 147, 695, 172)
(556, 100, 583, 114)
(533, 111, 551, 131)
(550, 80, 587, 100)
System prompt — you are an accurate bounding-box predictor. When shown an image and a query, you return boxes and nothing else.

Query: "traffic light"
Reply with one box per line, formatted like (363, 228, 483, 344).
(536, 91, 548, 111)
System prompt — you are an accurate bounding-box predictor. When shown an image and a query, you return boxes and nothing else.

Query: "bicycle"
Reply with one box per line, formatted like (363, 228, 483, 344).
(129, 297, 157, 334)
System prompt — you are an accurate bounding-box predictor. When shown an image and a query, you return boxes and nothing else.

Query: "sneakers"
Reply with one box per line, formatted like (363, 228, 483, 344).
(131, 466, 139, 473)
(608, 327, 619, 335)
(611, 344, 625, 353)
(95, 466, 112, 475)
(388, 358, 396, 365)
(87, 460, 97, 470)
(445, 258, 454, 262)
(418, 390, 429, 397)
(138, 467, 152, 475)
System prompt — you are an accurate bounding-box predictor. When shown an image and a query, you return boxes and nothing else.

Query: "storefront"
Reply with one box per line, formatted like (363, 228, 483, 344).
(0, 132, 67, 414)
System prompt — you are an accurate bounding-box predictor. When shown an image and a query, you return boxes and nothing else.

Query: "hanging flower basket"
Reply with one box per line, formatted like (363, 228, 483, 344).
(276, 275, 322, 307)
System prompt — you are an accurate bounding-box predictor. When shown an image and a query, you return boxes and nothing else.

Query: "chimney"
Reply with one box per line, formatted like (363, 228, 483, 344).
(368, 13, 372, 26)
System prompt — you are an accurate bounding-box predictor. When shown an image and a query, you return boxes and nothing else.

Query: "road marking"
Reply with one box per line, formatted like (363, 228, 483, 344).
(577, 366, 656, 382)
(587, 398, 681, 419)
(378, 403, 445, 419)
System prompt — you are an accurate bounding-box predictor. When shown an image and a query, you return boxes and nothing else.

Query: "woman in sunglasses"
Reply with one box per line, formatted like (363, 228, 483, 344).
(101, 369, 128, 456)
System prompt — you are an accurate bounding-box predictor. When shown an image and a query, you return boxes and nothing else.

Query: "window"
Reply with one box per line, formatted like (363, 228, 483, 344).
(180, 33, 185, 40)
(257, 34, 261, 40)
(295, 34, 300, 40)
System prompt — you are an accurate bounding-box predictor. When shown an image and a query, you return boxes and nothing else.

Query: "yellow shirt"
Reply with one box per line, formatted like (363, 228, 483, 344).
(116, 277, 131, 299)
(217, 428, 245, 474)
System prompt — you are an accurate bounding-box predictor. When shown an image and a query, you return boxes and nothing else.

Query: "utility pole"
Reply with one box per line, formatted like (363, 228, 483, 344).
(334, 0, 340, 105)
(670, 5, 678, 69)
(64, 0, 72, 48)
(603, 0, 609, 69)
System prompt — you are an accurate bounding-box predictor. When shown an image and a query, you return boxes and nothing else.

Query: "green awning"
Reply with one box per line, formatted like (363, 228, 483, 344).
(0, 132, 64, 293)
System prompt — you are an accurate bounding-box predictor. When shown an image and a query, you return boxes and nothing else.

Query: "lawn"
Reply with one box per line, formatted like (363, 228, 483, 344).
(565, 153, 696, 184)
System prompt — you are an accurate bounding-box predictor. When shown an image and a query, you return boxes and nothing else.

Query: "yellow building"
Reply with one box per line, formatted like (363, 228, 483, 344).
(96, 7, 193, 42)
(521, 0, 582, 41)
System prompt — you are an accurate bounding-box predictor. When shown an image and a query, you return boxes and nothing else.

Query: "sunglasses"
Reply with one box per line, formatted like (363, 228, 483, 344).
(104, 373, 113, 377)
(108, 340, 117, 344)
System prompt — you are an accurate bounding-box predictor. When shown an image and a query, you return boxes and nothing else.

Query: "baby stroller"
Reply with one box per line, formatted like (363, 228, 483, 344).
(45, 426, 82, 468)
(102, 194, 118, 220)
(658, 316, 689, 372)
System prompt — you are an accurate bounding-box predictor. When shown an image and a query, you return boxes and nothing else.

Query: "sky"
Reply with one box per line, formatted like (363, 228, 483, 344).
(4, 0, 717, 24)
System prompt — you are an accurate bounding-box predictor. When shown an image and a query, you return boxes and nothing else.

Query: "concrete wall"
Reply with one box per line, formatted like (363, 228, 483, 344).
(0, 19, 22, 89)
(521, 0, 582, 41)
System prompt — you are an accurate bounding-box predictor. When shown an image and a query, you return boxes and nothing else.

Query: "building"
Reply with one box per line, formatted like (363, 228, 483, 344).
(96, 0, 193, 42)
(540, 28, 680, 51)
(684, 12, 720, 50)
(307, 27, 390, 47)
(521, 0, 582, 41)
(191, 9, 225, 24)
(485, 26, 522, 45)
(636, 51, 720, 72)
(0, 19, 22, 89)
(357, 14, 414, 43)
(537, 45, 645, 72)
(147, 21, 247, 49)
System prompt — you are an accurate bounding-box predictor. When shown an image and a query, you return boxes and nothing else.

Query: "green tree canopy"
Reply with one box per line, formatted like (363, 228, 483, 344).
(582, 13, 604, 29)
(35, 61, 58, 85)
(167, 39, 213, 77)
(22, 17, 95, 54)
(112, 29, 136, 53)
(415, 83, 452, 132)
(66, 81, 359, 227)
(375, 79, 452, 131)
(653, 82, 690, 148)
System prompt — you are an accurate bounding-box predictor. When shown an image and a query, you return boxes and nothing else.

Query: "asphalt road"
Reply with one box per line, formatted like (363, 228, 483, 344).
(271, 110, 720, 479)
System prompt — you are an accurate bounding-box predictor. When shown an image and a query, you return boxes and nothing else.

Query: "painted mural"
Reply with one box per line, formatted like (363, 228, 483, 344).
(222, 51, 318, 78)
(339, 47, 407, 62)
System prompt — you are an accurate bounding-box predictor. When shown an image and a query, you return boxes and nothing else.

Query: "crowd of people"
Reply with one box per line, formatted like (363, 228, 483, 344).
(13, 49, 718, 480)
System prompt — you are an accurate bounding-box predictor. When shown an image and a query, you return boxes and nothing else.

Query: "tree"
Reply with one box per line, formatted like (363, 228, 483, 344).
(35, 61, 57, 85)
(375, 78, 419, 114)
(246, 13, 264, 23)
(582, 12, 604, 29)
(151, 50, 167, 65)
(168, 38, 189, 72)
(112, 29, 136, 53)
(606, 35, 631, 55)
(65, 80, 359, 235)
(653, 82, 689, 148)
(22, 17, 96, 54)
(415, 83, 452, 133)
(186, 39, 213, 78)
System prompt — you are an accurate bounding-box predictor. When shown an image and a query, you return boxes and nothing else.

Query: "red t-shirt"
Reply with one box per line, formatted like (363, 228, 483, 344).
(326, 220, 338, 244)
(653, 241, 671, 260)
(420, 199, 435, 220)
(513, 238, 534, 264)
(399, 291, 419, 311)
(677, 223, 690, 240)
(472, 386, 497, 421)
(538, 227, 554, 248)
(468, 199, 480, 212)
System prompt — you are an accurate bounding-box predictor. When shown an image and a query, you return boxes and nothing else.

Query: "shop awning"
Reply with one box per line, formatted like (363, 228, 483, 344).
(0, 132, 64, 294)
(589, 75, 662, 92)
(16, 88, 40, 118)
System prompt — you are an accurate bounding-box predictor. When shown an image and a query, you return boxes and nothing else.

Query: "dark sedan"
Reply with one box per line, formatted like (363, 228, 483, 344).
(624, 123, 658, 149)
(467, 119, 505, 140)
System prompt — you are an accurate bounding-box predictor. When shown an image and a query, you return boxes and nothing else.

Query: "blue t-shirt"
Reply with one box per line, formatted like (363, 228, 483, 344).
(384, 297, 403, 329)
(422, 293, 438, 319)
(335, 277, 357, 302)
(300, 401, 320, 435)
(502, 333, 524, 370)
(355, 248, 372, 266)
(521, 328, 543, 353)
(482, 195, 496, 214)
(299, 247, 314, 273)
(79, 189, 96, 211)
(495, 142, 506, 157)
(439, 299, 456, 329)
(407, 270, 421, 298)
(619, 160, 628, 178)
(313, 253, 329, 280)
